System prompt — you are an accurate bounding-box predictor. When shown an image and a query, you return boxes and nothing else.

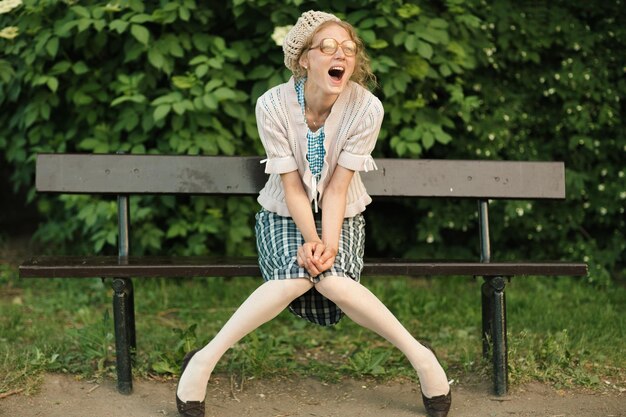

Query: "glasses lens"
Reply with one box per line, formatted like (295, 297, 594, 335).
(319, 38, 338, 54)
(342, 40, 357, 56)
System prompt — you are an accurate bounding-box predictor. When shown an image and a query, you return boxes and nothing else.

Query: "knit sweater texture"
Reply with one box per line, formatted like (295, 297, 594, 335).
(256, 77, 384, 218)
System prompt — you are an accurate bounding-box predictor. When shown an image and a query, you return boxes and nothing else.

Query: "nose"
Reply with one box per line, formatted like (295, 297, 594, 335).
(334, 45, 346, 58)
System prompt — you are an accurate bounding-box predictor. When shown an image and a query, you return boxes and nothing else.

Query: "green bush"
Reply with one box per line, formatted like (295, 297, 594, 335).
(1, 1, 623, 283)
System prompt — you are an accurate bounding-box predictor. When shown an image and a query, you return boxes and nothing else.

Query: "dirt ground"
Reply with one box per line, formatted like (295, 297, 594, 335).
(1, 373, 623, 417)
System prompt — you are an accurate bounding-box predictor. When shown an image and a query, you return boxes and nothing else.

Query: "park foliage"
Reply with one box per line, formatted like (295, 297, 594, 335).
(0, 0, 624, 284)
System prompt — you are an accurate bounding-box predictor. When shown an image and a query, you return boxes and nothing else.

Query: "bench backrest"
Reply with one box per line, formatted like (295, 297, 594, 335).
(36, 154, 566, 200)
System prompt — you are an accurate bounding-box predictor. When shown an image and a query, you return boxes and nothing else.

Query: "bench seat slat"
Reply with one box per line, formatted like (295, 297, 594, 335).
(19, 256, 588, 278)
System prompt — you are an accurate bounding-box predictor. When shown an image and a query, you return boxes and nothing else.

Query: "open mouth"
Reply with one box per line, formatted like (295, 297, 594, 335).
(328, 66, 345, 82)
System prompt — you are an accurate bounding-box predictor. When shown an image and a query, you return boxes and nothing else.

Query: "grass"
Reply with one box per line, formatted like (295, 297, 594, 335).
(1, 261, 625, 397)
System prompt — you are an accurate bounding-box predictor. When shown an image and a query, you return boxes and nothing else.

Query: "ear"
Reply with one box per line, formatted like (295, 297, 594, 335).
(299, 53, 309, 71)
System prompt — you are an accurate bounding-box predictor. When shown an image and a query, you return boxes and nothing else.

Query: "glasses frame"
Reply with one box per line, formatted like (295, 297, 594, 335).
(309, 38, 358, 57)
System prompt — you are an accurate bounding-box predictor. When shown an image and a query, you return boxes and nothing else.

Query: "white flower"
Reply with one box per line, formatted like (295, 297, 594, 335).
(0, 26, 18, 39)
(0, 0, 22, 14)
(271, 25, 292, 46)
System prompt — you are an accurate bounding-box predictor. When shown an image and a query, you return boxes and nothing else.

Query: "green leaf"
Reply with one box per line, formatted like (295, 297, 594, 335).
(216, 135, 235, 155)
(78, 138, 101, 150)
(172, 75, 195, 89)
(72, 61, 89, 75)
(417, 41, 433, 60)
(131, 24, 150, 45)
(73, 91, 93, 105)
(213, 87, 236, 101)
(172, 102, 186, 115)
(153, 104, 171, 121)
(195, 64, 209, 78)
(405, 34, 418, 52)
(429, 18, 449, 29)
(406, 56, 430, 79)
(179, 6, 191, 21)
(151, 92, 183, 105)
(419, 27, 449, 45)
(189, 55, 209, 65)
(166, 222, 188, 238)
(202, 94, 218, 110)
(54, 20, 78, 37)
(370, 39, 389, 49)
(207, 57, 224, 69)
(130, 13, 153, 23)
(397, 4, 421, 19)
(359, 29, 376, 44)
(111, 95, 146, 106)
(77, 18, 92, 32)
(93, 19, 107, 32)
(204, 79, 224, 92)
(422, 131, 435, 149)
(359, 18, 376, 29)
(46, 77, 59, 93)
(392, 32, 407, 47)
(50, 61, 71, 74)
(248, 65, 275, 80)
(148, 48, 164, 69)
(406, 143, 422, 155)
(212, 37, 226, 51)
(46, 38, 59, 57)
(71, 5, 91, 18)
(162, 36, 184, 57)
(109, 19, 129, 34)
(192, 34, 211, 52)
(40, 103, 51, 120)
(434, 128, 452, 144)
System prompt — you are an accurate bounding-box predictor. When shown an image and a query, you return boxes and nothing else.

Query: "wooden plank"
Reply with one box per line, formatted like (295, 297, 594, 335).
(36, 154, 566, 199)
(36, 154, 266, 195)
(19, 256, 588, 278)
(370, 159, 565, 199)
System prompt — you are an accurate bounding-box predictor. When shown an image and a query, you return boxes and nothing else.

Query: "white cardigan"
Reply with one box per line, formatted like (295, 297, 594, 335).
(255, 77, 384, 218)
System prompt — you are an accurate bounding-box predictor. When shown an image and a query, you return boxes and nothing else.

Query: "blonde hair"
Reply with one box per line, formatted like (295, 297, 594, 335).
(293, 20, 377, 89)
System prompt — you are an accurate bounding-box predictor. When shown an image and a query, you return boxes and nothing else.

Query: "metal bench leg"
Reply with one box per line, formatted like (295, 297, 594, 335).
(127, 278, 137, 356)
(487, 276, 508, 396)
(481, 278, 493, 359)
(112, 278, 135, 394)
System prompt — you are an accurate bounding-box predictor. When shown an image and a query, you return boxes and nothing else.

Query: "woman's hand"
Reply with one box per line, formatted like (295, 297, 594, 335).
(297, 242, 336, 276)
(315, 245, 337, 273)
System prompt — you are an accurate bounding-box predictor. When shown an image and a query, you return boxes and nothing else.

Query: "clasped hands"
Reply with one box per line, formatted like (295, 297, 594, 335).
(296, 241, 337, 277)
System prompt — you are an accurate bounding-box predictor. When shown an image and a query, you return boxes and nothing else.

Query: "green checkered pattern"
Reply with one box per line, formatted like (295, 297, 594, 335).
(255, 209, 366, 326)
(295, 77, 325, 180)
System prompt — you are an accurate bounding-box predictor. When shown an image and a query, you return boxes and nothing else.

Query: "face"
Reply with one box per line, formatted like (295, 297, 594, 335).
(299, 24, 356, 97)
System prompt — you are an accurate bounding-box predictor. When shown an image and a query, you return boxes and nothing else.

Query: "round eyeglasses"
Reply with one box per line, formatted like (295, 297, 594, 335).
(309, 38, 358, 57)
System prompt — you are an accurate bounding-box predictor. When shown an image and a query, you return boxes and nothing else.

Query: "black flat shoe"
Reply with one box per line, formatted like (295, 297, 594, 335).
(420, 343, 452, 417)
(421, 391, 452, 417)
(176, 349, 206, 417)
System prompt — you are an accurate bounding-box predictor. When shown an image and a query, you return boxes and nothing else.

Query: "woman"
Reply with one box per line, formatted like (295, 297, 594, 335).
(176, 10, 452, 417)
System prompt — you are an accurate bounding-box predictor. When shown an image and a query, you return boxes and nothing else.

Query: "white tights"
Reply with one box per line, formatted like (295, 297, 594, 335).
(177, 277, 450, 402)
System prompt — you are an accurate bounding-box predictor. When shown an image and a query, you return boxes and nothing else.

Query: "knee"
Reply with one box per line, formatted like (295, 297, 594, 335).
(265, 279, 313, 300)
(315, 276, 353, 304)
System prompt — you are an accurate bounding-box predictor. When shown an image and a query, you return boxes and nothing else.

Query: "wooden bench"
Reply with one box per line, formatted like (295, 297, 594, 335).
(19, 153, 587, 396)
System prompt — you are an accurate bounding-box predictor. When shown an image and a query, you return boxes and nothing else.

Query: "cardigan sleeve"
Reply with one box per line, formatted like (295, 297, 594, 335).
(337, 95, 384, 172)
(255, 92, 298, 174)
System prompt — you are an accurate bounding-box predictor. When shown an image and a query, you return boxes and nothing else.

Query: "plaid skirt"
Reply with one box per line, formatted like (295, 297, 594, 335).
(255, 208, 365, 326)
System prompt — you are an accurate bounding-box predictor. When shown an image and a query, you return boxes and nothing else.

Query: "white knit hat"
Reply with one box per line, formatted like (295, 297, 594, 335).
(283, 10, 340, 72)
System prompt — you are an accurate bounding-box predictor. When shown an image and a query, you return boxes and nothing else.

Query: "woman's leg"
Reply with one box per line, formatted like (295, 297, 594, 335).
(315, 276, 450, 398)
(177, 278, 314, 402)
